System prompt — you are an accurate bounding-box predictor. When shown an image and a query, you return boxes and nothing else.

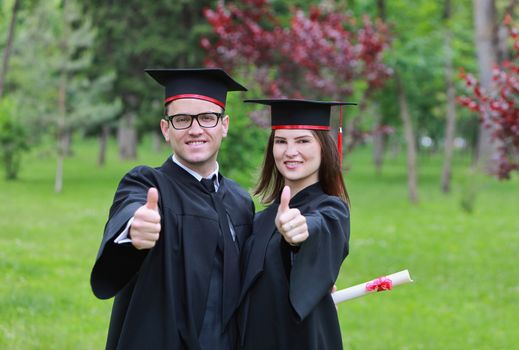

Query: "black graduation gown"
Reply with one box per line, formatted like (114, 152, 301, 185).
(90, 157, 254, 350)
(239, 183, 350, 350)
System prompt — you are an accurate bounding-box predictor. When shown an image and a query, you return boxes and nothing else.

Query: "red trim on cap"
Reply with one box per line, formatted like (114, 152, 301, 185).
(272, 125, 331, 131)
(164, 94, 225, 108)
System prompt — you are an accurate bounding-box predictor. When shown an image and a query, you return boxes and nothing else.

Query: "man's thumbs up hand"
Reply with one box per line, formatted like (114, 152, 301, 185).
(130, 187, 162, 250)
(275, 186, 309, 246)
(146, 187, 159, 211)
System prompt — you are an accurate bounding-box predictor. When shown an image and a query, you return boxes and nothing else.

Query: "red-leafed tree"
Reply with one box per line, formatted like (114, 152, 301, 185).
(458, 15, 519, 179)
(202, 0, 391, 105)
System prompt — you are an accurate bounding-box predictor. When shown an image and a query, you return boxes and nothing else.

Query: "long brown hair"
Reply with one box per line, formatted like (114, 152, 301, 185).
(254, 130, 350, 206)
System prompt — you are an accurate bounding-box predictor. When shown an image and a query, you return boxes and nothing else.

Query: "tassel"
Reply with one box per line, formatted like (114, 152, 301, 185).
(338, 106, 343, 168)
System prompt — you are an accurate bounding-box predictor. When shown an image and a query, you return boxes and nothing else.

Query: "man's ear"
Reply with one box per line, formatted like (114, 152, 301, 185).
(221, 115, 230, 137)
(160, 119, 170, 142)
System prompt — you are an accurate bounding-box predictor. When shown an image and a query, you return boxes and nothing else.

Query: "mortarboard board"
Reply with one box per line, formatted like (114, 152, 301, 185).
(145, 68, 247, 108)
(245, 98, 357, 166)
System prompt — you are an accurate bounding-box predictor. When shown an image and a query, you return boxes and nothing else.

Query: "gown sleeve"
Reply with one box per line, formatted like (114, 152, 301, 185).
(288, 196, 350, 321)
(90, 166, 157, 299)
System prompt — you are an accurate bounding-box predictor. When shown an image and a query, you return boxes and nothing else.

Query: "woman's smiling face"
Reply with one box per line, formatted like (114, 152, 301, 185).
(273, 129, 321, 192)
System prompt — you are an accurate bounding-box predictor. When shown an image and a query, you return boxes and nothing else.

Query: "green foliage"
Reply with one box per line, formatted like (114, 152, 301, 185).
(8, 0, 120, 139)
(218, 92, 270, 190)
(71, 72, 122, 135)
(84, 0, 215, 132)
(373, 0, 477, 145)
(0, 97, 29, 180)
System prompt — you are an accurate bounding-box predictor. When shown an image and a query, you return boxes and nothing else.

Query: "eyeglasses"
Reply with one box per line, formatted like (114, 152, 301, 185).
(164, 112, 223, 130)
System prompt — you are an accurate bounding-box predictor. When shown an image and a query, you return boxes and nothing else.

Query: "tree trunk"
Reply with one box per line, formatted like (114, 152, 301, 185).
(63, 131, 73, 156)
(372, 103, 384, 175)
(0, 0, 21, 98)
(474, 0, 499, 173)
(55, 73, 66, 193)
(117, 93, 138, 160)
(98, 125, 110, 166)
(441, 0, 458, 193)
(3, 145, 19, 180)
(117, 112, 138, 160)
(152, 130, 163, 153)
(345, 98, 367, 153)
(389, 134, 400, 159)
(395, 73, 418, 204)
(345, 115, 360, 153)
(55, 0, 68, 194)
(55, 131, 69, 194)
(377, 0, 386, 20)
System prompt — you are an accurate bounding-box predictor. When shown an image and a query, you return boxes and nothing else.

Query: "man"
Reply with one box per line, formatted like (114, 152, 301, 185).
(90, 68, 254, 350)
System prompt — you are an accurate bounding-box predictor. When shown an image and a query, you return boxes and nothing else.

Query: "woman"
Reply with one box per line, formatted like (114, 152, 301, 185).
(238, 99, 353, 350)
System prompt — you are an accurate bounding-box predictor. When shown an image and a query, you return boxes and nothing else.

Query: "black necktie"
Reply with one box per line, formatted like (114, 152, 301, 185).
(201, 177, 216, 193)
(201, 176, 240, 329)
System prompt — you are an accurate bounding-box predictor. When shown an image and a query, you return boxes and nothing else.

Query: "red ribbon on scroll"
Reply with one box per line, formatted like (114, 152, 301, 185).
(365, 277, 393, 292)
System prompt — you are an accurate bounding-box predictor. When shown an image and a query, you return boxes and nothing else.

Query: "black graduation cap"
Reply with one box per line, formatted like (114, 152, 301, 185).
(245, 98, 357, 166)
(145, 68, 247, 108)
(244, 99, 356, 130)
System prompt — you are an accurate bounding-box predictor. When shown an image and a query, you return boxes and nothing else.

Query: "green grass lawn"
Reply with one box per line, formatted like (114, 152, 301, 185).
(0, 138, 518, 349)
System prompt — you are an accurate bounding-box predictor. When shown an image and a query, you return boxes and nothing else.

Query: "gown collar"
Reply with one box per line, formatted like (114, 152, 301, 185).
(161, 157, 226, 195)
(171, 155, 220, 189)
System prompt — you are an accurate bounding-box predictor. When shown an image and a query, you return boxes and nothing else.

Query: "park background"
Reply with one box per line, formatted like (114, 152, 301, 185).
(0, 0, 518, 349)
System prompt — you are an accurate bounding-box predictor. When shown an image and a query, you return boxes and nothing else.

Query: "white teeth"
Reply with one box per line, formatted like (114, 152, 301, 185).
(188, 141, 205, 145)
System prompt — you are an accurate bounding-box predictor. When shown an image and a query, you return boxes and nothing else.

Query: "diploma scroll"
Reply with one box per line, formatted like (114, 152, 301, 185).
(332, 269, 413, 304)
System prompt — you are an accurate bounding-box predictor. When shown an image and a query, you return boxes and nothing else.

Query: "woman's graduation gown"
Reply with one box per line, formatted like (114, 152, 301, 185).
(90, 157, 254, 350)
(239, 183, 350, 350)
